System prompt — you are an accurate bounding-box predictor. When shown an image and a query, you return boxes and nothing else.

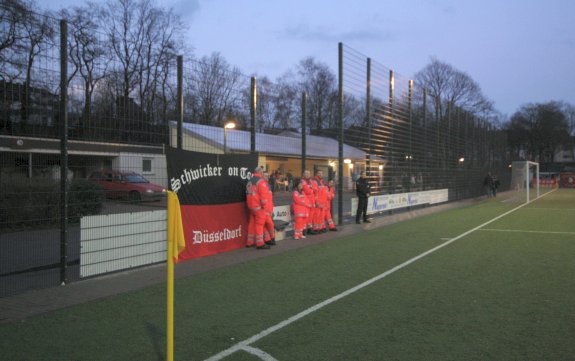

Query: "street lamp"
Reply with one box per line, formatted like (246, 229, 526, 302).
(223, 121, 236, 154)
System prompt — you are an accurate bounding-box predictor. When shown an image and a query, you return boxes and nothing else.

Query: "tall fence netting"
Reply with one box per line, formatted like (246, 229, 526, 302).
(0, 4, 512, 298)
(340, 44, 510, 200)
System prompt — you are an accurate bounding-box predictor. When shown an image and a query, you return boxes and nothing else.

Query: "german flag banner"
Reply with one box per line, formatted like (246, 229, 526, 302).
(166, 147, 258, 261)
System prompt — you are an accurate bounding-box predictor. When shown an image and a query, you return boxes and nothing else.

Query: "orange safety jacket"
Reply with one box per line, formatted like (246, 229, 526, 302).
(312, 176, 328, 207)
(308, 178, 319, 206)
(246, 173, 269, 211)
(263, 179, 274, 214)
(301, 178, 314, 208)
(292, 190, 308, 218)
(327, 186, 335, 206)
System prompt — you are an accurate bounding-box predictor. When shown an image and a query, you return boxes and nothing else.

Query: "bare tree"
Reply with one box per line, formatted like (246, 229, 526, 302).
(135, 3, 185, 124)
(186, 53, 246, 126)
(100, 0, 145, 118)
(252, 75, 273, 130)
(414, 57, 493, 121)
(96, 0, 187, 142)
(272, 71, 299, 130)
(506, 102, 570, 162)
(61, 4, 109, 135)
(18, 4, 55, 126)
(296, 57, 337, 130)
(0, 0, 30, 75)
(345, 95, 368, 128)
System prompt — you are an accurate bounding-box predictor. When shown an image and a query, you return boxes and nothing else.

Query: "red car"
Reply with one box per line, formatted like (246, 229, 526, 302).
(88, 170, 166, 202)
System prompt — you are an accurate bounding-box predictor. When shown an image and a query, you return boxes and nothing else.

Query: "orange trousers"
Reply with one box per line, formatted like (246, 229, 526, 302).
(313, 206, 326, 231)
(264, 213, 275, 242)
(247, 209, 266, 246)
(306, 207, 314, 229)
(324, 206, 336, 229)
(293, 216, 307, 239)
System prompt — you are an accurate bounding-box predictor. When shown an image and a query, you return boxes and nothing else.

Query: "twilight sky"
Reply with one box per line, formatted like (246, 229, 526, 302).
(42, 0, 575, 116)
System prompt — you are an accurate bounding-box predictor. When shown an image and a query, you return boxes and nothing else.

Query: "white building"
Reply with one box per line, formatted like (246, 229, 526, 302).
(170, 121, 385, 190)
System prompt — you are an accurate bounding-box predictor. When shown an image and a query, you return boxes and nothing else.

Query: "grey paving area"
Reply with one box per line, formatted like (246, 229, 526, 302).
(0, 198, 478, 324)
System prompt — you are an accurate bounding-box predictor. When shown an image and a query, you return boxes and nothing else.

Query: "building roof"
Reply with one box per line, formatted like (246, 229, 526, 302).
(174, 122, 369, 160)
(0, 135, 164, 155)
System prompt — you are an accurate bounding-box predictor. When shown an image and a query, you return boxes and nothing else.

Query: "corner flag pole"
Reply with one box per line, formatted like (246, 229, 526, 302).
(166, 191, 186, 361)
(167, 202, 176, 361)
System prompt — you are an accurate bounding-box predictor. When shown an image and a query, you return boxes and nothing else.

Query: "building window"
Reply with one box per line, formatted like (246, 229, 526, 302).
(142, 158, 152, 173)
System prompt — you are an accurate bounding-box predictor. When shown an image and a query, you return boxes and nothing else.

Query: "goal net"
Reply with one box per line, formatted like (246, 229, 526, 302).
(509, 161, 540, 203)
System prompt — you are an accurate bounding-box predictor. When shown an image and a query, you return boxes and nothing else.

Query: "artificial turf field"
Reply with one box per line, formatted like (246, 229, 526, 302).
(1, 188, 574, 360)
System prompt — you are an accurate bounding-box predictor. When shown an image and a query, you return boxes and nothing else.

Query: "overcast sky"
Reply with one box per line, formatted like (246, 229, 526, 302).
(42, 0, 575, 116)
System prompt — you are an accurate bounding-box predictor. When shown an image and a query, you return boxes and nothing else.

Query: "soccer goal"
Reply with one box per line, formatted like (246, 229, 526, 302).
(509, 161, 540, 203)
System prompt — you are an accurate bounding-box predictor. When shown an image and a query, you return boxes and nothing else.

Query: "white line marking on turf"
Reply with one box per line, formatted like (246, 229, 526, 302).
(240, 346, 278, 361)
(204, 189, 557, 361)
(480, 228, 575, 235)
(523, 207, 575, 211)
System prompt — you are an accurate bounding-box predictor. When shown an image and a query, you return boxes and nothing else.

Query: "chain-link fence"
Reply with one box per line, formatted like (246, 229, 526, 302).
(0, 5, 511, 298)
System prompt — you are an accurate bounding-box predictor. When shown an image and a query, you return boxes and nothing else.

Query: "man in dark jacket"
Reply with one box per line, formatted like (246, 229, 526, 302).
(483, 172, 494, 198)
(355, 171, 371, 224)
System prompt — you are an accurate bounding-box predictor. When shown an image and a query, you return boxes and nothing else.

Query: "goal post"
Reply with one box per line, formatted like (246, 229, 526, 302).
(510, 161, 539, 203)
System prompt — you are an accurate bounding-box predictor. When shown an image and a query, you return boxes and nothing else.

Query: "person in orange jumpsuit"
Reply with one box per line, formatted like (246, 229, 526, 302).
(324, 179, 338, 231)
(246, 166, 271, 249)
(311, 170, 328, 233)
(262, 171, 276, 245)
(292, 178, 308, 240)
(301, 170, 316, 235)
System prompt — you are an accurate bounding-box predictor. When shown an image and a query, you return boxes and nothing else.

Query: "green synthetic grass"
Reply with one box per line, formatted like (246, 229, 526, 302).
(1, 189, 574, 360)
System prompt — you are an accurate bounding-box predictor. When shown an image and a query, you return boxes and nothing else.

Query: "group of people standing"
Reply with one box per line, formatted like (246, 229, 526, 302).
(245, 166, 374, 250)
(244, 166, 339, 250)
(291, 169, 338, 240)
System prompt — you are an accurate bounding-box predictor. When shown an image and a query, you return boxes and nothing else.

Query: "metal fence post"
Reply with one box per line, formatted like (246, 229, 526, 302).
(250, 77, 256, 153)
(423, 88, 427, 178)
(59, 20, 68, 285)
(408, 79, 413, 192)
(177, 55, 183, 149)
(388, 70, 394, 193)
(301, 92, 307, 175)
(366, 58, 372, 187)
(337, 43, 344, 225)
